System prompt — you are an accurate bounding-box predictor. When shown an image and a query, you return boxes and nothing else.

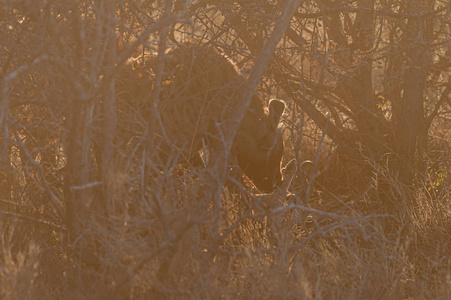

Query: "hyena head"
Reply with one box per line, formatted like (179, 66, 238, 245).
(234, 97, 285, 193)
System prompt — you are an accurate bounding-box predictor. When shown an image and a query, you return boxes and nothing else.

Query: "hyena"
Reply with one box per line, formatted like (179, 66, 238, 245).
(117, 43, 285, 192)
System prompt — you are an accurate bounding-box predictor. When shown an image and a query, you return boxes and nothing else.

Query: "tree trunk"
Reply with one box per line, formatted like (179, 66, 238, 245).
(100, 1, 117, 211)
(392, 1, 432, 182)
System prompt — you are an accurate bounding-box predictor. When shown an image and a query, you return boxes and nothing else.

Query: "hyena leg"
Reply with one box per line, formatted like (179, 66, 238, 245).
(225, 156, 245, 192)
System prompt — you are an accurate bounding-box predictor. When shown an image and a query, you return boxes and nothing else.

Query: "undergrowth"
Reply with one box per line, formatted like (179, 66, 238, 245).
(1, 127, 450, 299)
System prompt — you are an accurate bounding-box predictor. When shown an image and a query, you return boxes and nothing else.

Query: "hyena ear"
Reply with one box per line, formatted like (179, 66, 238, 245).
(269, 99, 285, 126)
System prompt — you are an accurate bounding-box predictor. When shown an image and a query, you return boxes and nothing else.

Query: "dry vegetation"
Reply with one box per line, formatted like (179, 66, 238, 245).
(1, 0, 450, 299)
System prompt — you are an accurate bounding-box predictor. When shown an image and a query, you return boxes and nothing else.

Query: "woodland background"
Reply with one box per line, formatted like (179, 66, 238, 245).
(0, 0, 450, 298)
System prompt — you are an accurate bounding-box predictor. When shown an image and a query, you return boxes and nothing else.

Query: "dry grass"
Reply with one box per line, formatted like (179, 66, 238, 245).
(1, 122, 450, 299)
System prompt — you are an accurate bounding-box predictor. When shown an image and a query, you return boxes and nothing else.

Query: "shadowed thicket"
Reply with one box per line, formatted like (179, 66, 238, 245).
(0, 0, 450, 299)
